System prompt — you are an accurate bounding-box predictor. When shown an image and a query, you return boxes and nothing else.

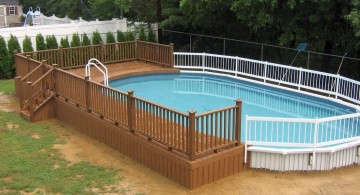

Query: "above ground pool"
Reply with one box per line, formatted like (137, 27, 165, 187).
(110, 73, 357, 118)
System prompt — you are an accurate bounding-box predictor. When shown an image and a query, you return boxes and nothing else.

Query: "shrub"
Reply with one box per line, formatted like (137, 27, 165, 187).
(139, 27, 147, 41)
(45, 35, 58, 49)
(0, 36, 8, 79)
(6, 34, 21, 78)
(125, 31, 135, 41)
(35, 33, 46, 51)
(82, 33, 91, 46)
(147, 28, 157, 43)
(92, 31, 102, 45)
(117, 30, 126, 42)
(60, 37, 70, 48)
(70, 33, 81, 47)
(106, 32, 116, 43)
(22, 35, 34, 52)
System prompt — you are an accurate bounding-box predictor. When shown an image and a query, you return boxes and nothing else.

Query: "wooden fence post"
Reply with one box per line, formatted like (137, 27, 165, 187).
(59, 46, 64, 69)
(27, 81, 34, 121)
(188, 110, 197, 160)
(170, 43, 174, 67)
(14, 76, 21, 96)
(26, 55, 31, 75)
(135, 39, 139, 61)
(101, 42, 105, 62)
(127, 90, 135, 133)
(235, 99, 242, 146)
(85, 76, 92, 112)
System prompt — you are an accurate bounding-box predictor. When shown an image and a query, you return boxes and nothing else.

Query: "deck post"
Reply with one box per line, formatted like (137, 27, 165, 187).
(127, 90, 135, 133)
(235, 99, 242, 146)
(134, 39, 142, 60)
(85, 76, 92, 112)
(27, 81, 34, 121)
(26, 55, 31, 74)
(14, 76, 21, 97)
(170, 43, 174, 67)
(188, 110, 197, 160)
(101, 42, 105, 62)
(59, 46, 64, 69)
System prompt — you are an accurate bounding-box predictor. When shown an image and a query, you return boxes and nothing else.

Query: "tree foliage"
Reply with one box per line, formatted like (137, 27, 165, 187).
(82, 34, 91, 46)
(22, 35, 34, 52)
(6, 35, 21, 78)
(89, 0, 133, 20)
(148, 28, 157, 42)
(46, 35, 59, 49)
(117, 30, 126, 42)
(139, 27, 147, 41)
(92, 31, 103, 44)
(106, 32, 116, 43)
(60, 37, 70, 48)
(70, 33, 81, 47)
(125, 31, 135, 41)
(35, 33, 46, 51)
(0, 36, 9, 79)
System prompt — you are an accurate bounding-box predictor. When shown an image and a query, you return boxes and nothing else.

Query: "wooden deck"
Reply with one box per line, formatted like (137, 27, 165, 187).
(67, 61, 180, 83)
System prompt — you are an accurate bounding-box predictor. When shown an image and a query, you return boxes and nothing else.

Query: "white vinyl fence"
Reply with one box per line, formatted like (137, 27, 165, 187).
(174, 52, 360, 105)
(174, 52, 360, 168)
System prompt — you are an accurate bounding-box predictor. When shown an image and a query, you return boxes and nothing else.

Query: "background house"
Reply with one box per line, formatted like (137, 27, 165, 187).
(0, 0, 23, 27)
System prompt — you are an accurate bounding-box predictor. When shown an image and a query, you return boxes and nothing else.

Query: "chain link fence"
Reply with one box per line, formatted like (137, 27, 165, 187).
(163, 29, 360, 80)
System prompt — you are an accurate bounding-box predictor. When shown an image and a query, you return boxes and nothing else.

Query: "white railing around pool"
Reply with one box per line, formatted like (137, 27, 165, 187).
(244, 113, 360, 164)
(174, 52, 360, 105)
(174, 52, 360, 166)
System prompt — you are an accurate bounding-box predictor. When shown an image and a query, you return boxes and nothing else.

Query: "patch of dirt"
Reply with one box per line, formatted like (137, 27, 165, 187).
(6, 123, 19, 129)
(3, 94, 360, 194)
(0, 92, 18, 113)
(31, 134, 41, 139)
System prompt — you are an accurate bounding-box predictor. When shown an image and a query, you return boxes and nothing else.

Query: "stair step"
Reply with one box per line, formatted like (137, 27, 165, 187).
(20, 110, 31, 121)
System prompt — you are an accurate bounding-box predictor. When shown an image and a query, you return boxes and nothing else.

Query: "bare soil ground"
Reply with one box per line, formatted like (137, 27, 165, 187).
(2, 93, 360, 195)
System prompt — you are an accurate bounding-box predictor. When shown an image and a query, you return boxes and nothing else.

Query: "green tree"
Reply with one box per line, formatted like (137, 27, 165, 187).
(92, 31, 103, 44)
(117, 30, 126, 42)
(70, 33, 81, 47)
(35, 33, 46, 51)
(106, 32, 116, 43)
(82, 33, 91, 46)
(125, 31, 135, 41)
(129, 0, 157, 24)
(147, 28, 157, 42)
(22, 35, 34, 52)
(89, 0, 133, 20)
(45, 35, 59, 49)
(60, 37, 70, 48)
(7, 35, 21, 78)
(139, 27, 147, 41)
(0, 36, 8, 79)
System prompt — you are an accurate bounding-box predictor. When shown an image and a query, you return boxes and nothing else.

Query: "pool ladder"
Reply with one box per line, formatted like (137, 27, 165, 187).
(85, 58, 109, 86)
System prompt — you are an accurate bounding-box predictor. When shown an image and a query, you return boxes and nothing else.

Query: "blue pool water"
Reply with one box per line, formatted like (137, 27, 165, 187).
(110, 73, 359, 144)
(110, 73, 356, 117)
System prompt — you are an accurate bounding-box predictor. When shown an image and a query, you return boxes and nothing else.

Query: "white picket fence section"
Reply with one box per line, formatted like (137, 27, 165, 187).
(174, 52, 360, 170)
(174, 52, 360, 105)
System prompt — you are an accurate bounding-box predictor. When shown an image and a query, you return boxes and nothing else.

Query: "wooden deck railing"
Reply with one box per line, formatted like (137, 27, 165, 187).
(19, 40, 174, 72)
(137, 40, 174, 67)
(14, 41, 241, 161)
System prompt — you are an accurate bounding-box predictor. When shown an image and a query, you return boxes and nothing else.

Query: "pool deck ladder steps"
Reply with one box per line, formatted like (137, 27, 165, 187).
(85, 58, 109, 86)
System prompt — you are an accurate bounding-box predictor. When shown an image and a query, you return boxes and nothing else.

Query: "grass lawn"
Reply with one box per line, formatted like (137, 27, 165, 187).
(0, 80, 15, 94)
(0, 80, 125, 194)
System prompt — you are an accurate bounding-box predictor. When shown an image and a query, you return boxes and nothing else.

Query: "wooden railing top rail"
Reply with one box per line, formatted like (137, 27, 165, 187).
(21, 48, 60, 56)
(20, 63, 43, 82)
(196, 105, 239, 118)
(88, 79, 128, 96)
(32, 68, 53, 86)
(137, 40, 173, 48)
(132, 95, 188, 117)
